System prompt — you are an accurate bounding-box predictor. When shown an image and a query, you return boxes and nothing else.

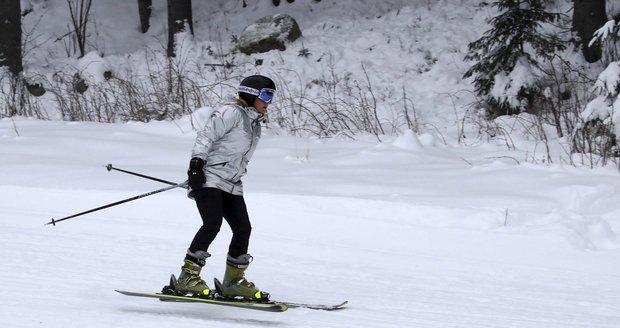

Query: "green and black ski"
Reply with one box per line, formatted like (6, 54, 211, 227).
(116, 289, 348, 312)
(115, 289, 288, 312)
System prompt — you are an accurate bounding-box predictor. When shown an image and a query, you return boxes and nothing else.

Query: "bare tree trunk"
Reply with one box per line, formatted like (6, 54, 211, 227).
(137, 0, 152, 33)
(167, 0, 193, 57)
(0, 0, 23, 75)
(67, 0, 93, 58)
(573, 0, 607, 63)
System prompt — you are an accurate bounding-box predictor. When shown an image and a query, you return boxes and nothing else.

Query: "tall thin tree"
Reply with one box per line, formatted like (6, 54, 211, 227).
(0, 0, 23, 75)
(167, 0, 193, 57)
(137, 0, 152, 33)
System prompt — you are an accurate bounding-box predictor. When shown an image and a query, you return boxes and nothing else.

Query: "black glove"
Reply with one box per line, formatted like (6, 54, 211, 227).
(187, 157, 206, 191)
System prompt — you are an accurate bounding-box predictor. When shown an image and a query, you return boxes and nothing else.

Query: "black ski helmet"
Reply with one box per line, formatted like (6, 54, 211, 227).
(238, 75, 276, 106)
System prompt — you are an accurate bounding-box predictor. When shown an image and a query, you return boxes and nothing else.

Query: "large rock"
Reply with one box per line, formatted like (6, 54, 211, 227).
(238, 14, 302, 55)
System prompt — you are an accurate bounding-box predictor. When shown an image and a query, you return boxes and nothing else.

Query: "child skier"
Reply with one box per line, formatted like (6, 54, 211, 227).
(174, 75, 276, 301)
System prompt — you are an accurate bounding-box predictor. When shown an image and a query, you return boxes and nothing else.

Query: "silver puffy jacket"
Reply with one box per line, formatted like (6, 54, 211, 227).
(190, 96, 263, 195)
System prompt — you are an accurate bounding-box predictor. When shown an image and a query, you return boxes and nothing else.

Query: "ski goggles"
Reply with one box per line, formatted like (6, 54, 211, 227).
(239, 86, 276, 104)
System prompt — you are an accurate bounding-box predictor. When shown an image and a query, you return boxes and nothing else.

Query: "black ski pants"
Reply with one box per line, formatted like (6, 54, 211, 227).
(188, 187, 252, 260)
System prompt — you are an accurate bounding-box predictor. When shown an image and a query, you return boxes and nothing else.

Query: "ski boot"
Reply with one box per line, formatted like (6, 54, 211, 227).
(173, 250, 212, 297)
(215, 254, 269, 301)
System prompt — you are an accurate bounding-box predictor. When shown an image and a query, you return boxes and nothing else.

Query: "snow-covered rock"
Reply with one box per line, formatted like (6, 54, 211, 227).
(238, 14, 302, 55)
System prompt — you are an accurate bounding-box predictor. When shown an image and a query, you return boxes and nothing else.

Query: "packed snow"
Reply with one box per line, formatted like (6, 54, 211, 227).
(2, 117, 620, 327)
(2, 0, 620, 327)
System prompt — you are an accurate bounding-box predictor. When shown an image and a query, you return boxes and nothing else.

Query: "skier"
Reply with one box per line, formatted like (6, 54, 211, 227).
(174, 75, 276, 301)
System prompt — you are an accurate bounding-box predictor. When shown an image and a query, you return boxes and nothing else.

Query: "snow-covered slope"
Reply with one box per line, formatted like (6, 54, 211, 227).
(2, 0, 620, 327)
(1, 118, 620, 327)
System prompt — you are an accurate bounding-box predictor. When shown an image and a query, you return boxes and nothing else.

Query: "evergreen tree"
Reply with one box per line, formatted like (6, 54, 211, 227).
(577, 19, 620, 158)
(463, 0, 565, 118)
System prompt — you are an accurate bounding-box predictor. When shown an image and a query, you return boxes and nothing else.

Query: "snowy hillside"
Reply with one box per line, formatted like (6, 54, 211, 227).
(2, 0, 620, 327)
(20, 0, 488, 135)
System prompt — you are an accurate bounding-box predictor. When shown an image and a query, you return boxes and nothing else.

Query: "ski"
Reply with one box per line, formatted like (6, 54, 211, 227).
(212, 277, 347, 311)
(115, 289, 288, 312)
(277, 300, 348, 311)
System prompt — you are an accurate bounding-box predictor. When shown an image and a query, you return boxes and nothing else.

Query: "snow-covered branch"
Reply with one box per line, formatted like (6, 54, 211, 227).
(589, 19, 620, 47)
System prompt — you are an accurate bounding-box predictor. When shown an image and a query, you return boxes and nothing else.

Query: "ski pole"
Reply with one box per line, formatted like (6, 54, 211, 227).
(106, 164, 183, 187)
(46, 180, 188, 226)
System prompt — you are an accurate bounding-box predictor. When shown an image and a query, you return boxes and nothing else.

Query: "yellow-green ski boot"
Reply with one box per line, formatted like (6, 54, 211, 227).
(174, 250, 211, 296)
(217, 254, 269, 301)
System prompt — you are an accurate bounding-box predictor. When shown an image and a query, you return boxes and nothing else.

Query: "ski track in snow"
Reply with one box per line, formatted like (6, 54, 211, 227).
(1, 119, 620, 327)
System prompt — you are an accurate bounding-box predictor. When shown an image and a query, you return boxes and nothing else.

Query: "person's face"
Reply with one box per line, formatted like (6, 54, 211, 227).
(253, 97, 269, 114)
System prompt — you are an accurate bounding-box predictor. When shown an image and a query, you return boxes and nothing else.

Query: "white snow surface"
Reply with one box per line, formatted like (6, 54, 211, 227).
(2, 117, 620, 327)
(2, 0, 620, 327)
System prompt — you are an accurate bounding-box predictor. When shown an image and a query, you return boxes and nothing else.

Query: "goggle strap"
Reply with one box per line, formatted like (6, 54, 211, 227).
(239, 85, 260, 96)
